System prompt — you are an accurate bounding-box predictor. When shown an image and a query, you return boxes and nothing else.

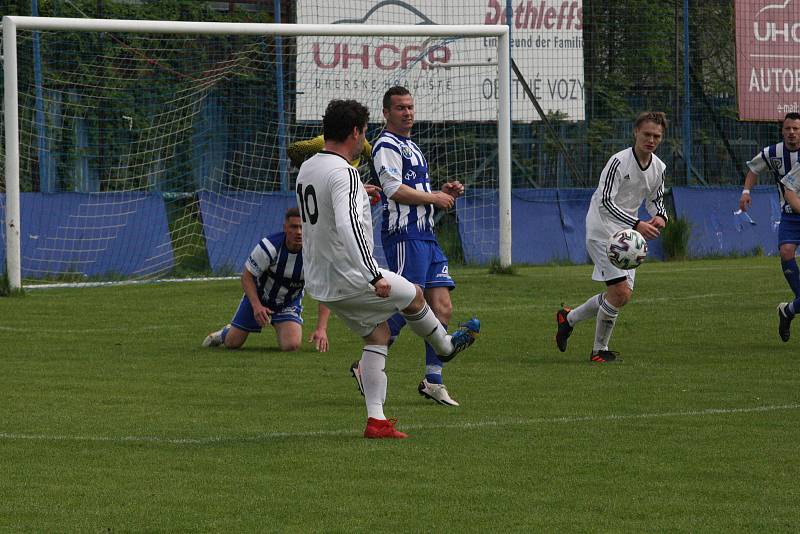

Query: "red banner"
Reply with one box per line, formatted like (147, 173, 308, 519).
(735, 0, 800, 121)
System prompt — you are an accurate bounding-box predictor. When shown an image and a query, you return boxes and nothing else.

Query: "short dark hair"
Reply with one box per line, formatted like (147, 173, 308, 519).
(382, 86, 411, 110)
(783, 112, 800, 124)
(285, 207, 300, 220)
(322, 99, 370, 142)
(634, 111, 668, 132)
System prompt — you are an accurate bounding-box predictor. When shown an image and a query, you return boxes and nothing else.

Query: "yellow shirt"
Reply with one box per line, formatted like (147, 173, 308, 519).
(287, 135, 372, 168)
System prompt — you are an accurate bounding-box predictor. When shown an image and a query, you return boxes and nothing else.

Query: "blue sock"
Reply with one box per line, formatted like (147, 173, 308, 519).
(788, 298, 800, 319)
(424, 322, 446, 384)
(424, 343, 444, 384)
(220, 325, 230, 343)
(781, 259, 800, 298)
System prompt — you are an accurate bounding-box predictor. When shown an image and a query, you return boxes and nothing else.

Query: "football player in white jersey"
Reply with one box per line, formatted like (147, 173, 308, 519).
(738, 113, 800, 341)
(353, 86, 466, 407)
(555, 112, 669, 362)
(296, 99, 480, 439)
(202, 208, 331, 352)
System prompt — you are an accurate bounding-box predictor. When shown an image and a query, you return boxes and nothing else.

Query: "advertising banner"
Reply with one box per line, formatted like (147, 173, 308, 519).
(735, 0, 800, 121)
(296, 1, 585, 122)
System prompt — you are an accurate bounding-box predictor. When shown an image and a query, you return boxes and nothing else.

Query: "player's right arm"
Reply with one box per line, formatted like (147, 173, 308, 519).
(240, 269, 271, 327)
(741, 149, 769, 211)
(597, 156, 643, 228)
(740, 170, 758, 211)
(390, 185, 454, 209)
(287, 135, 325, 168)
(372, 143, 453, 209)
(329, 166, 385, 290)
(243, 238, 275, 326)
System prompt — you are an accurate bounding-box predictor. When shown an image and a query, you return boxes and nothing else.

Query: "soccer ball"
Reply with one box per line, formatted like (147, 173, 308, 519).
(606, 229, 648, 270)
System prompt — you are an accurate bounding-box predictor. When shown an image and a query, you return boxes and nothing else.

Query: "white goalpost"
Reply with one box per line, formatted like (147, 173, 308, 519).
(1, 16, 511, 291)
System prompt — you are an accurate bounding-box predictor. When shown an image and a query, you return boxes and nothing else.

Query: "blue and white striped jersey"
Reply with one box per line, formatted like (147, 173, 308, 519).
(371, 131, 436, 247)
(747, 142, 800, 215)
(244, 231, 304, 309)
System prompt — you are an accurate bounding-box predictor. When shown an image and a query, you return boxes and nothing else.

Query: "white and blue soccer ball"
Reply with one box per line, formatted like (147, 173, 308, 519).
(606, 229, 648, 270)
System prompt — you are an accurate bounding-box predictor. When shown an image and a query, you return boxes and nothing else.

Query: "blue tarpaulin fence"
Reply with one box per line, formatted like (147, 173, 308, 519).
(0, 192, 173, 279)
(0, 186, 782, 279)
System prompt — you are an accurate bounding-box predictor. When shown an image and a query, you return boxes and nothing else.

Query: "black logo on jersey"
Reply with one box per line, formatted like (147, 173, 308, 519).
(771, 157, 784, 172)
(623, 174, 631, 180)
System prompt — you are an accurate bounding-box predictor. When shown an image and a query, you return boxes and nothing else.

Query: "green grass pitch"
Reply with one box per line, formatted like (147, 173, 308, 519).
(1, 257, 799, 532)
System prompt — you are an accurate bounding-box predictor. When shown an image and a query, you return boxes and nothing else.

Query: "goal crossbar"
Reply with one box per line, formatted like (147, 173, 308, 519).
(2, 16, 512, 290)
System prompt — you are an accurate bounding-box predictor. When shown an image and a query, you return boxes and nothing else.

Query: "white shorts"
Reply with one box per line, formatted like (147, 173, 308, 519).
(323, 269, 418, 337)
(586, 239, 636, 289)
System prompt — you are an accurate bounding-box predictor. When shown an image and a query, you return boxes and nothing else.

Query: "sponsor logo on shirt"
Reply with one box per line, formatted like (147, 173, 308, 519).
(623, 174, 631, 180)
(404, 170, 417, 181)
(771, 157, 784, 172)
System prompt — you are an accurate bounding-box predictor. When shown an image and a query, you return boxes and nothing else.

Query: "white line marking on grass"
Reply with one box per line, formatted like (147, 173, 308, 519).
(24, 276, 238, 290)
(471, 290, 788, 312)
(1, 403, 798, 445)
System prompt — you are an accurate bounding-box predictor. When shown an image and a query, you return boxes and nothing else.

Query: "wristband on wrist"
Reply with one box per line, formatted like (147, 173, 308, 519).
(742, 189, 751, 195)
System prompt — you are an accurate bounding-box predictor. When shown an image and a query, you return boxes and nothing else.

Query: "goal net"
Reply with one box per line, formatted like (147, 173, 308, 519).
(1, 17, 510, 289)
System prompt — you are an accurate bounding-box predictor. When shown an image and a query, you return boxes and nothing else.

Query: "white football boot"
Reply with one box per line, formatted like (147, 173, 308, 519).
(202, 326, 227, 348)
(418, 379, 459, 406)
(350, 361, 365, 396)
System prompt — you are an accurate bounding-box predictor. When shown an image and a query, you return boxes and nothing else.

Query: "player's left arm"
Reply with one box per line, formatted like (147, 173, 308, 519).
(308, 302, 330, 352)
(781, 169, 800, 213)
(784, 189, 800, 214)
(441, 180, 465, 199)
(645, 169, 669, 229)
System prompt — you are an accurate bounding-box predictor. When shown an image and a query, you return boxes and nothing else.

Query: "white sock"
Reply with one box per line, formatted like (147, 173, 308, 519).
(593, 298, 619, 352)
(402, 304, 451, 356)
(360, 345, 388, 420)
(567, 293, 603, 326)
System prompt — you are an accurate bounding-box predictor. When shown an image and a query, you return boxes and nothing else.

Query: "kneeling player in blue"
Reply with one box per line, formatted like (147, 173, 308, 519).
(202, 208, 330, 352)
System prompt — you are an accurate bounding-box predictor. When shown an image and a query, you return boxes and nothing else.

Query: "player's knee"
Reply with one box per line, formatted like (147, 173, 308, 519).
(779, 245, 797, 261)
(224, 338, 245, 349)
(365, 322, 391, 345)
(280, 340, 301, 352)
(430, 299, 453, 322)
(404, 286, 426, 313)
(606, 284, 632, 307)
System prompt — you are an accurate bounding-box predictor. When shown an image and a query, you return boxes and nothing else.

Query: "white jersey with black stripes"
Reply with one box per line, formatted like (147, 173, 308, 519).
(295, 150, 382, 302)
(585, 147, 668, 242)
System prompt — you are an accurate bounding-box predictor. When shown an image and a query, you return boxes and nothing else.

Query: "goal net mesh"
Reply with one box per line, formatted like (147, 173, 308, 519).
(1, 23, 501, 284)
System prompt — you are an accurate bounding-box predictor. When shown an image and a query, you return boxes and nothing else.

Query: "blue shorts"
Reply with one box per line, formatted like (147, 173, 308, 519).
(384, 239, 455, 289)
(230, 295, 303, 333)
(778, 215, 800, 246)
